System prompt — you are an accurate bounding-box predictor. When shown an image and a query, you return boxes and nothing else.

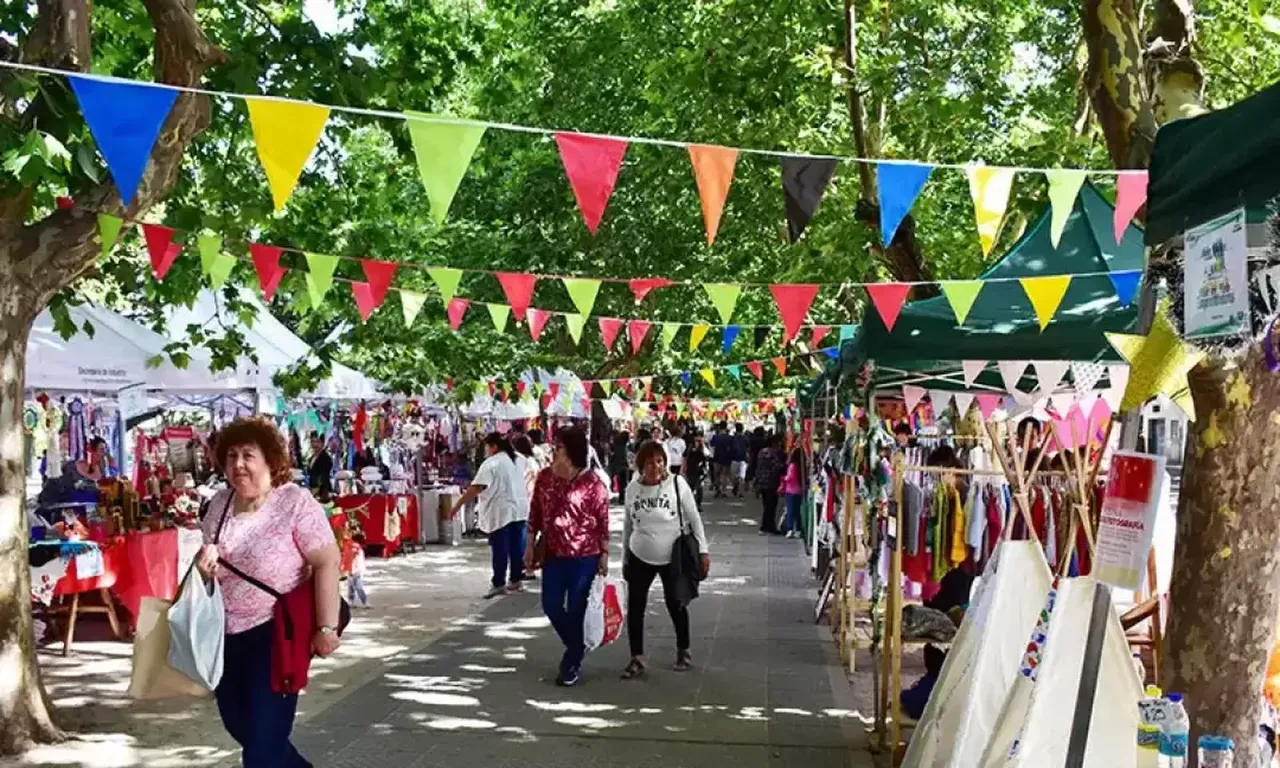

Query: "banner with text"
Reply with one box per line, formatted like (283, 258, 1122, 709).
(1184, 207, 1249, 339)
(1094, 450, 1166, 591)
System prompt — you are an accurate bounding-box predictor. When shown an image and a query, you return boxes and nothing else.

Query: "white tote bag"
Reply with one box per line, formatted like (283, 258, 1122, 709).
(583, 576, 627, 652)
(166, 570, 226, 690)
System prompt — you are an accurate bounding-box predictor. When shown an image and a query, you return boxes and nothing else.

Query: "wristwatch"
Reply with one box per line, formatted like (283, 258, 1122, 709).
(318, 625, 336, 637)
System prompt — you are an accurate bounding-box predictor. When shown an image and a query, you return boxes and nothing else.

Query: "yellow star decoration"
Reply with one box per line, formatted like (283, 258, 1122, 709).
(1226, 370, 1252, 410)
(1105, 306, 1206, 421)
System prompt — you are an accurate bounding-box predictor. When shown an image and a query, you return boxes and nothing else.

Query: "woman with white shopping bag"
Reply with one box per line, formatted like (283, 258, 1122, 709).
(620, 441, 710, 679)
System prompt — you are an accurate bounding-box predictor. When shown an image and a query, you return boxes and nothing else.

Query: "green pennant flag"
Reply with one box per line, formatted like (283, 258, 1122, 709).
(487, 303, 510, 332)
(405, 113, 487, 225)
(401, 290, 427, 327)
(98, 214, 124, 257)
(600, 380, 613, 395)
(564, 313, 587, 345)
(661, 322, 680, 347)
(940, 280, 983, 325)
(197, 233, 235, 289)
(562, 277, 602, 317)
(703, 283, 742, 325)
(839, 324, 856, 341)
(428, 267, 464, 305)
(726, 364, 742, 380)
(305, 252, 339, 307)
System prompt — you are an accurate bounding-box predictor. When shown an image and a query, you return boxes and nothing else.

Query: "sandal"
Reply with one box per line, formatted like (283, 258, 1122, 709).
(673, 650, 693, 672)
(621, 658, 647, 680)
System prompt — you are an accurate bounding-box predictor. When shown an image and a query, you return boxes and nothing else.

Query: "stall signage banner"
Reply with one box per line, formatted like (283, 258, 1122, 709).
(118, 385, 147, 423)
(1094, 450, 1166, 590)
(1184, 206, 1249, 338)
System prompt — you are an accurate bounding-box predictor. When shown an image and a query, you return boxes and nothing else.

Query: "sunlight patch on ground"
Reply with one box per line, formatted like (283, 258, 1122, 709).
(405, 711, 497, 731)
(391, 691, 481, 707)
(553, 715, 628, 729)
(458, 663, 517, 673)
(525, 699, 617, 713)
(20, 733, 232, 768)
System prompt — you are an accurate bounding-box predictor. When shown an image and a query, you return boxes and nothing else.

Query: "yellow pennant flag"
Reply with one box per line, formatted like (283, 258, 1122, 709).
(689, 323, 710, 351)
(1044, 169, 1087, 248)
(966, 165, 1016, 255)
(246, 98, 331, 212)
(700, 368, 716, 388)
(1019, 275, 1073, 331)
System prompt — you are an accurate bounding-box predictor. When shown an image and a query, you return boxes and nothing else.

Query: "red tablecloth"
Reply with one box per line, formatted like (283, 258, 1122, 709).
(53, 529, 182, 629)
(334, 494, 419, 557)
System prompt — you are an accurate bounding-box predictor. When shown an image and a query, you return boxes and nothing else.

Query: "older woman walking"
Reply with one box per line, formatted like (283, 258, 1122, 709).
(195, 417, 340, 768)
(524, 426, 610, 687)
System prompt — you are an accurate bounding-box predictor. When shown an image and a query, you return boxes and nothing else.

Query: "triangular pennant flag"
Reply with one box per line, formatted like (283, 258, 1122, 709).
(772, 356, 787, 376)
(753, 326, 770, 350)
(361, 259, 399, 306)
(447, 298, 470, 331)
(400, 290, 427, 327)
(427, 267, 464, 305)
(779, 157, 838, 243)
(688, 144, 738, 246)
(962, 360, 987, 387)
(680, 371, 692, 388)
(1048, 391, 1076, 415)
(628, 320, 652, 355)
(953, 392, 975, 417)
(703, 283, 742, 325)
(555, 132, 629, 233)
(598, 317, 623, 350)
(495, 272, 537, 323)
(641, 377, 653, 400)
(549, 381, 561, 400)
(998, 360, 1029, 393)
(1071, 362, 1105, 394)
(97, 214, 124, 257)
(599, 380, 613, 396)
(304, 252, 339, 307)
(902, 385, 926, 413)
(966, 165, 1016, 255)
(196, 234, 234, 290)
(562, 314, 586, 345)
(700, 368, 717, 388)
(1105, 364, 1130, 403)
(747, 361, 764, 381)
(876, 162, 933, 246)
(1113, 171, 1148, 243)
(629, 277, 673, 303)
(689, 324, 710, 351)
(404, 114, 487, 225)
(1019, 275, 1073, 331)
(527, 308, 551, 341)
(1033, 361, 1070, 393)
(1108, 270, 1142, 308)
(142, 224, 180, 281)
(562, 278, 602, 317)
(975, 393, 1003, 420)
(487, 303, 510, 332)
(244, 97, 330, 212)
(769, 284, 821, 343)
(839, 324, 856, 342)
(811, 325, 831, 349)
(865, 283, 912, 332)
(661, 322, 680, 347)
(825, 347, 839, 359)
(726, 365, 742, 381)
(1044, 169, 1087, 247)
(351, 281, 378, 322)
(929, 390, 953, 413)
(250, 243, 286, 302)
(722, 325, 741, 354)
(940, 281, 983, 325)
(68, 76, 179, 206)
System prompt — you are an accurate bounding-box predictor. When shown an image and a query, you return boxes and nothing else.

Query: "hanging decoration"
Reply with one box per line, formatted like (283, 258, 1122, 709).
(487, 303, 510, 332)
(660, 322, 680, 348)
(1045, 169, 1087, 248)
(564, 313, 587, 345)
(563, 277, 602, 317)
(877, 162, 933, 246)
(630, 277, 673, 303)
(351, 281, 378, 322)
(941, 281, 983, 325)
(722, 325, 740, 354)
(703, 283, 742, 325)
(780, 157, 838, 243)
(628, 320, 651, 355)
(361, 259, 399, 307)
(68, 75, 178, 206)
(689, 324, 710, 351)
(754, 326, 770, 350)
(447, 298, 470, 331)
(142, 224, 180, 281)
(598, 317, 623, 351)
(967, 165, 1016, 256)
(1019, 275, 1073, 331)
(527, 308, 551, 341)
(1113, 171, 1149, 244)
(400, 290, 427, 327)
(197, 233, 235, 290)
(770, 283, 821, 343)
(405, 114, 487, 225)
(688, 144, 738, 246)
(1108, 271, 1143, 308)
(810, 325, 831, 348)
(961, 360, 987, 387)
(250, 243, 287, 301)
(304, 252, 339, 307)
(428, 267, 464, 305)
(1105, 306, 1204, 421)
(98, 214, 125, 257)
(866, 283, 912, 332)
(495, 272, 537, 323)
(902, 385, 926, 413)
(998, 360, 1028, 393)
(555, 132, 629, 234)
(245, 97, 330, 212)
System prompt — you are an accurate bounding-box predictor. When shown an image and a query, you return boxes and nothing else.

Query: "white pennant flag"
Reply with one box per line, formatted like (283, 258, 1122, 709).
(903, 385, 927, 414)
(998, 360, 1029, 393)
(1104, 364, 1130, 411)
(1070, 361, 1105, 394)
(962, 360, 987, 387)
(1033, 361, 1071, 394)
(929, 390, 954, 413)
(953, 392, 976, 418)
(1256, 264, 1280, 314)
(1048, 391, 1076, 415)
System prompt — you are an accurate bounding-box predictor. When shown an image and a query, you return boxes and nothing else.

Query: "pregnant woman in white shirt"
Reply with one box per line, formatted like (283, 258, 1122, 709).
(621, 440, 710, 679)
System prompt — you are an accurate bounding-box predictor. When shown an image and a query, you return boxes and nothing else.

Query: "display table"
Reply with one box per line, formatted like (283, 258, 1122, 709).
(334, 494, 419, 558)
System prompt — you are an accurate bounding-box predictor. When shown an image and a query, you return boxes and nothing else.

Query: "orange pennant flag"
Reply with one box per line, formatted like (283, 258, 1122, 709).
(687, 144, 738, 246)
(772, 356, 787, 376)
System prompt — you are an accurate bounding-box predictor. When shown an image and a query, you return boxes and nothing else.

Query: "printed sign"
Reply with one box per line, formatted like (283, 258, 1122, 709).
(1094, 451, 1166, 590)
(1184, 207, 1249, 338)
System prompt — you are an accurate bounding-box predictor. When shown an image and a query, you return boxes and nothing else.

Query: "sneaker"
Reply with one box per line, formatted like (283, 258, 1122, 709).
(673, 650, 693, 672)
(556, 666, 581, 687)
(483, 585, 506, 599)
(506, 582, 525, 593)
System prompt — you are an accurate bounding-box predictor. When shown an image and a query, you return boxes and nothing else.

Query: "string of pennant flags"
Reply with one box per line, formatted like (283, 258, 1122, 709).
(20, 62, 1151, 265)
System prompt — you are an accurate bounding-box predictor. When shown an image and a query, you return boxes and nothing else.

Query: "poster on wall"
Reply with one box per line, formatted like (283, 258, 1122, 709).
(1094, 450, 1167, 590)
(1184, 206, 1249, 339)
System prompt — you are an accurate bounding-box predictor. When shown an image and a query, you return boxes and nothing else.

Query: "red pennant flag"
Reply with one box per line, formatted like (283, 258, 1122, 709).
(488, 381, 496, 397)
(516, 381, 527, 398)
(142, 223, 181, 281)
(865, 283, 912, 332)
(527, 308, 551, 341)
(811, 325, 832, 348)
(541, 393, 552, 410)
(772, 356, 787, 376)
(629, 277, 673, 303)
(627, 320, 652, 356)
(555, 132, 629, 234)
(747, 361, 764, 381)
(249, 244, 286, 302)
(351, 281, 378, 322)
(360, 259, 398, 306)
(549, 381, 561, 400)
(769, 284, 820, 344)
(581, 397, 592, 414)
(598, 317, 623, 350)
(447, 298, 470, 331)
(445, 378, 454, 391)
(495, 272, 537, 323)
(500, 386, 510, 403)
(617, 378, 631, 394)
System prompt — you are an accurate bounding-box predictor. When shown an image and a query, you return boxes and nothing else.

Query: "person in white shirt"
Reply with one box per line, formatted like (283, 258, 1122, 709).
(621, 440, 710, 679)
(664, 428, 687, 476)
(450, 433, 528, 598)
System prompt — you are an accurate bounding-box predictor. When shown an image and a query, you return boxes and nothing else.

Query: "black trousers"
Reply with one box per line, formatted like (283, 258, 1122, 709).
(624, 551, 690, 658)
(759, 489, 780, 533)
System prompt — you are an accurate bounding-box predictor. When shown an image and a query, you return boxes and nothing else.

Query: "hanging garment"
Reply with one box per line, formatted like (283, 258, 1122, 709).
(949, 486, 967, 566)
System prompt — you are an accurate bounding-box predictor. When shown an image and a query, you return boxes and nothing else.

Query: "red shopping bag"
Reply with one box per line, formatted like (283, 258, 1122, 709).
(584, 577, 626, 651)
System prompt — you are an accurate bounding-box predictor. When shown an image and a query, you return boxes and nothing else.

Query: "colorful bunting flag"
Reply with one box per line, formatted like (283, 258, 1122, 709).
(780, 157, 838, 243)
(839, 325, 856, 342)
(700, 368, 717, 388)
(564, 313, 587, 345)
(772, 356, 787, 376)
(487, 303, 510, 332)
(250, 243, 286, 302)
(1108, 270, 1143, 308)
(404, 114, 486, 225)
(1033, 361, 1070, 393)
(197, 233, 234, 290)
(427, 267, 463, 305)
(754, 326, 770, 350)
(747, 361, 764, 381)
(975, 393, 1003, 420)
(865, 283, 912, 332)
(351, 281, 378, 322)
(722, 325, 740, 354)
(726, 365, 742, 380)
(142, 224, 180, 281)
(97, 214, 124, 257)
(360, 259, 398, 306)
(660, 322, 680, 348)
(940, 281, 983, 325)
(447, 298, 469, 331)
(680, 371, 692, 388)
(929, 390, 953, 412)
(966, 165, 1016, 256)
(703, 283, 741, 324)
(304, 252, 339, 307)
(527, 308, 551, 341)
(244, 97, 330, 212)
(630, 277, 673, 303)
(688, 144, 738, 246)
(689, 324, 710, 351)
(562, 277, 602, 317)
(400, 290, 427, 327)
(628, 320, 652, 355)
(770, 283, 820, 343)
(954, 392, 975, 417)
(599, 317, 623, 350)
(961, 360, 987, 387)
(902, 385, 926, 413)
(1044, 169, 1087, 248)
(68, 76, 179, 206)
(495, 272, 537, 323)
(877, 162, 933, 246)
(1019, 275, 1073, 331)
(1070, 361, 1105, 394)
(555, 132, 629, 234)
(811, 325, 831, 348)
(824, 347, 839, 359)
(998, 360, 1029, 393)
(1113, 171, 1148, 244)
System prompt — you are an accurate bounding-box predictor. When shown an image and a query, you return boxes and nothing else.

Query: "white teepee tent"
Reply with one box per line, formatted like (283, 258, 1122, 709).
(979, 577, 1143, 767)
(902, 540, 1054, 768)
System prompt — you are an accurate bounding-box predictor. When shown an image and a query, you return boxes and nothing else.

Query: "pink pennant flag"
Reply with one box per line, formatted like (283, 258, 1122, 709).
(902, 385, 926, 414)
(628, 319, 652, 356)
(629, 277, 673, 303)
(975, 393, 1003, 420)
(865, 283, 912, 332)
(811, 325, 832, 348)
(250, 243, 286, 302)
(351, 281, 378, 322)
(495, 272, 537, 323)
(360, 258, 398, 306)
(769, 284, 821, 344)
(1113, 171, 1148, 243)
(555, 132, 629, 234)
(142, 223, 181, 281)
(747, 361, 764, 381)
(598, 317, 623, 350)
(527, 308, 551, 341)
(447, 298, 470, 331)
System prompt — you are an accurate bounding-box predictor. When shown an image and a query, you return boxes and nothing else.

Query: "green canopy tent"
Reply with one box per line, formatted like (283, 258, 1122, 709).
(803, 182, 1145, 402)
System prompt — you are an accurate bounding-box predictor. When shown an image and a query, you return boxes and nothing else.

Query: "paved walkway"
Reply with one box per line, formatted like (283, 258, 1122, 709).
(292, 497, 874, 767)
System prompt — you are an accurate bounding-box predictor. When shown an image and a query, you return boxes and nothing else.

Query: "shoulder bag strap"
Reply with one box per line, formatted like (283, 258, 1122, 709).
(671, 475, 689, 534)
(212, 492, 282, 599)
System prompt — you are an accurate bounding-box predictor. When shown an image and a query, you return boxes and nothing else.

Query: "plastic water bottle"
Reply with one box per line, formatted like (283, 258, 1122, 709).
(1137, 685, 1164, 767)
(1158, 693, 1190, 767)
(1197, 734, 1234, 767)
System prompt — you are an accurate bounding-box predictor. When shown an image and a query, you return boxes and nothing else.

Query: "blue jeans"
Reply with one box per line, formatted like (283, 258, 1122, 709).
(784, 493, 803, 535)
(215, 621, 310, 767)
(540, 555, 600, 674)
(488, 521, 527, 588)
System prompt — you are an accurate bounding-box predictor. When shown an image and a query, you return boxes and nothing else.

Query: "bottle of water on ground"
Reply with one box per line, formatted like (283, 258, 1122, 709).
(1197, 734, 1233, 768)
(1158, 692, 1190, 768)
(1137, 685, 1164, 768)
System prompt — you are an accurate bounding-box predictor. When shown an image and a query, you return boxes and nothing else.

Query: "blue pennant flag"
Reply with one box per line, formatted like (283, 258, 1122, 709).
(877, 162, 934, 247)
(726, 364, 742, 380)
(843, 404, 853, 419)
(722, 325, 740, 354)
(680, 371, 692, 388)
(1108, 270, 1143, 308)
(825, 348, 839, 359)
(69, 75, 179, 205)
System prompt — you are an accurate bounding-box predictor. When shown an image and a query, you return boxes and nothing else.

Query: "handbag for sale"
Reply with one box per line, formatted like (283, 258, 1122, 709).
(668, 475, 704, 608)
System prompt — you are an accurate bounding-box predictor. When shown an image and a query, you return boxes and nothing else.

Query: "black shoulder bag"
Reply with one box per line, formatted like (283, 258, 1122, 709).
(668, 474, 704, 608)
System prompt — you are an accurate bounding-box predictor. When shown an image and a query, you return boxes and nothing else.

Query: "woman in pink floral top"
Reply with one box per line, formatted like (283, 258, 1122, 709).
(525, 425, 611, 687)
(195, 417, 339, 768)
